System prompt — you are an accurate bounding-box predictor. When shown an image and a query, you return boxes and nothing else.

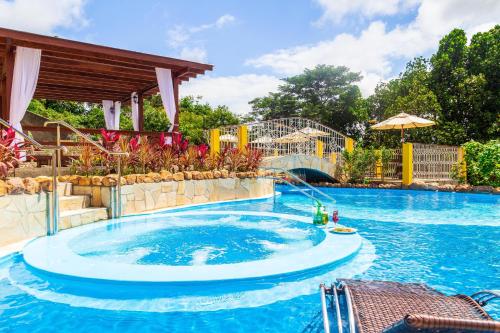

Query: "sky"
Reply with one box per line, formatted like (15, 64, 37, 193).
(1, 0, 499, 114)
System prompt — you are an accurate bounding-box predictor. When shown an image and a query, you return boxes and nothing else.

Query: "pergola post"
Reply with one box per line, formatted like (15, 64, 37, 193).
(137, 92, 144, 132)
(1, 42, 14, 121)
(173, 76, 180, 132)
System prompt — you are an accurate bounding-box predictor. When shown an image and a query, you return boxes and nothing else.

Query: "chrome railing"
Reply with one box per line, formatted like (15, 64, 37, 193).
(263, 167, 336, 203)
(44, 120, 128, 218)
(0, 118, 65, 235)
(320, 284, 331, 333)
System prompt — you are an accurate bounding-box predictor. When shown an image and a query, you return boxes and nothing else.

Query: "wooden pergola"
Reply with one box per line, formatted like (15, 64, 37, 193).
(0, 27, 213, 134)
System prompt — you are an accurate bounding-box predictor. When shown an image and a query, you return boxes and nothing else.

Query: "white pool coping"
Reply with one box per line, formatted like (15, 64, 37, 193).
(23, 211, 361, 283)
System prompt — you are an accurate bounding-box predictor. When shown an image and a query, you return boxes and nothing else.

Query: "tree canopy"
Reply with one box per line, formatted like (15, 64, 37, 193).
(249, 25, 499, 146)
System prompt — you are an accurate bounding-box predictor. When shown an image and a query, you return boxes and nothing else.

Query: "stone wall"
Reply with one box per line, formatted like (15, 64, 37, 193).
(0, 192, 49, 246)
(73, 177, 274, 215)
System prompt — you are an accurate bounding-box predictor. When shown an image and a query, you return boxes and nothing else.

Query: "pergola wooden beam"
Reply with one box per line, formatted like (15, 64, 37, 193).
(0, 27, 213, 132)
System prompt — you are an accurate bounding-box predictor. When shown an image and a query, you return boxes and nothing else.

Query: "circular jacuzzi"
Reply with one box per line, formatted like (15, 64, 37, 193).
(23, 211, 362, 283)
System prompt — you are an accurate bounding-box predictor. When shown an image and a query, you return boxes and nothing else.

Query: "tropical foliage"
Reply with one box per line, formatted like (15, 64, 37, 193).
(70, 129, 263, 176)
(250, 25, 499, 147)
(28, 96, 240, 145)
(462, 140, 500, 187)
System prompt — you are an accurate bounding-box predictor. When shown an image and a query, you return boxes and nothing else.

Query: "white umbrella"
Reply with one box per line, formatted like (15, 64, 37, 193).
(299, 126, 330, 137)
(251, 135, 273, 144)
(371, 112, 435, 142)
(274, 132, 310, 143)
(219, 134, 238, 143)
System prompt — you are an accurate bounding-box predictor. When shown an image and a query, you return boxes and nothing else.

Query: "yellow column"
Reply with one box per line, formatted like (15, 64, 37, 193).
(329, 152, 337, 164)
(345, 137, 354, 153)
(375, 149, 382, 179)
(315, 140, 324, 158)
(457, 147, 467, 180)
(402, 142, 413, 185)
(237, 125, 248, 151)
(209, 129, 220, 157)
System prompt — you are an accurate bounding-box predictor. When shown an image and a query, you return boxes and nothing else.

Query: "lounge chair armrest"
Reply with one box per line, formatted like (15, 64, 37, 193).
(382, 314, 500, 333)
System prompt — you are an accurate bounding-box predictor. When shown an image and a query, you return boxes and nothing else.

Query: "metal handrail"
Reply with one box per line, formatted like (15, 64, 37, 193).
(0, 118, 65, 235)
(265, 175, 320, 203)
(44, 120, 128, 218)
(320, 284, 331, 333)
(343, 285, 356, 333)
(333, 285, 343, 333)
(470, 290, 500, 306)
(263, 167, 336, 203)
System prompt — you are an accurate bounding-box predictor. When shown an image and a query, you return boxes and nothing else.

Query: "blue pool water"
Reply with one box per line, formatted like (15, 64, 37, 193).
(69, 214, 326, 266)
(1, 186, 499, 332)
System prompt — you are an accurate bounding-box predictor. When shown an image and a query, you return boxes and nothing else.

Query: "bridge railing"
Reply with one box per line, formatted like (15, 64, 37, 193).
(208, 117, 350, 165)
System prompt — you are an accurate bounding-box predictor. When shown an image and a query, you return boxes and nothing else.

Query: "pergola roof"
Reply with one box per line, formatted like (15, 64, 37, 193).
(0, 27, 213, 103)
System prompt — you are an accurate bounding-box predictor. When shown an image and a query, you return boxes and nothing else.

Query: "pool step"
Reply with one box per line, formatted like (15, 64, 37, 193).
(59, 195, 91, 211)
(59, 207, 109, 230)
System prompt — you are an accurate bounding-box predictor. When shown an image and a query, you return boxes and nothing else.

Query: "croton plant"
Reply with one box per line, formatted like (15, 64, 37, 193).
(71, 129, 263, 176)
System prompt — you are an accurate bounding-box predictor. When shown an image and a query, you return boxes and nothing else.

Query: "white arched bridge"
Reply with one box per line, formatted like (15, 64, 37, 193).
(208, 117, 354, 181)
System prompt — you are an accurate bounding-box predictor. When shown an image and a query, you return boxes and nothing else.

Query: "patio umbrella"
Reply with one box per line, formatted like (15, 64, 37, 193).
(250, 135, 273, 144)
(298, 126, 330, 137)
(274, 132, 310, 143)
(219, 134, 238, 143)
(371, 112, 435, 142)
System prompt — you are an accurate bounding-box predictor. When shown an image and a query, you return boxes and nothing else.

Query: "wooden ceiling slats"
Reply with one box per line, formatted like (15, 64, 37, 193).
(0, 27, 212, 104)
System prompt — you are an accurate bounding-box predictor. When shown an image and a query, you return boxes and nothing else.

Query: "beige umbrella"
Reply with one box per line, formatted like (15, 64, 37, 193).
(251, 135, 273, 144)
(274, 132, 310, 143)
(371, 112, 435, 142)
(219, 134, 238, 143)
(298, 126, 330, 137)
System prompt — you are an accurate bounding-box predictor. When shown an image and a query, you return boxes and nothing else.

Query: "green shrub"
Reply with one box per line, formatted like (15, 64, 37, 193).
(341, 146, 377, 183)
(463, 140, 500, 187)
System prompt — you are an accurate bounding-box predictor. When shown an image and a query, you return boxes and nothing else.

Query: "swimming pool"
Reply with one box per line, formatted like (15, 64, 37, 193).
(1, 186, 499, 332)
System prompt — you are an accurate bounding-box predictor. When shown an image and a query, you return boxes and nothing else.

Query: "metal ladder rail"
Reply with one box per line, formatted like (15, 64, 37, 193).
(320, 284, 344, 333)
(263, 167, 336, 203)
(0, 118, 65, 235)
(470, 290, 500, 306)
(320, 284, 331, 333)
(44, 120, 128, 218)
(265, 176, 320, 204)
(339, 283, 356, 333)
(332, 285, 344, 333)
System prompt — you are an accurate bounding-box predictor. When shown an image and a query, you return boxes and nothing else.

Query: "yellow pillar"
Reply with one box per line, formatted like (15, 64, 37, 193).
(457, 147, 467, 180)
(345, 137, 354, 153)
(375, 149, 382, 179)
(315, 140, 324, 158)
(402, 142, 413, 185)
(237, 125, 248, 151)
(329, 152, 337, 164)
(209, 129, 220, 157)
(274, 149, 279, 156)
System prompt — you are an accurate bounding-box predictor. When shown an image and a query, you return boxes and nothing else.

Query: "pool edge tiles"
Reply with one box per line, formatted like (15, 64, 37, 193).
(22, 211, 362, 283)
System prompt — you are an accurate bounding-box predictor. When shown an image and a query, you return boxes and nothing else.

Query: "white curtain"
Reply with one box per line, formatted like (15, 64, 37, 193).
(155, 68, 176, 131)
(131, 92, 139, 131)
(102, 100, 121, 130)
(9, 46, 42, 133)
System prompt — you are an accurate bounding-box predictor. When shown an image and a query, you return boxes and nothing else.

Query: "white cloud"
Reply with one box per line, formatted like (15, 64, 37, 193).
(167, 14, 235, 48)
(0, 0, 87, 34)
(247, 0, 500, 96)
(314, 0, 420, 24)
(181, 74, 282, 114)
(215, 14, 236, 28)
(179, 46, 208, 63)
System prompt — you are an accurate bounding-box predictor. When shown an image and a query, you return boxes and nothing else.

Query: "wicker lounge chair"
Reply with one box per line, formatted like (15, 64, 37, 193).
(321, 279, 500, 333)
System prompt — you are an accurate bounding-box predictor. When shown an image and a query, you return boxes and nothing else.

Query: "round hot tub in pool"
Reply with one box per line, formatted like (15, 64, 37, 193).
(23, 211, 362, 283)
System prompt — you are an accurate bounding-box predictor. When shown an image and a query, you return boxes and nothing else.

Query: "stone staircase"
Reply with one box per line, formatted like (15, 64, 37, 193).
(57, 182, 109, 230)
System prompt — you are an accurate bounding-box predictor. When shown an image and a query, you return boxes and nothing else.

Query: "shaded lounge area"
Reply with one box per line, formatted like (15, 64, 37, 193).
(0, 27, 213, 154)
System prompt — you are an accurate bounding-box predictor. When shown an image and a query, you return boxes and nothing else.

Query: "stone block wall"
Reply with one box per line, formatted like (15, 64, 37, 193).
(0, 192, 49, 246)
(73, 177, 274, 215)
